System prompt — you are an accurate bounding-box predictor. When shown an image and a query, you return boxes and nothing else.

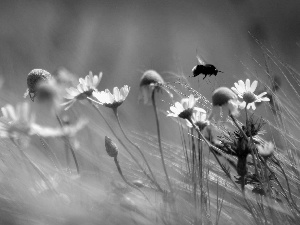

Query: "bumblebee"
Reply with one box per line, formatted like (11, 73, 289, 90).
(192, 55, 223, 79)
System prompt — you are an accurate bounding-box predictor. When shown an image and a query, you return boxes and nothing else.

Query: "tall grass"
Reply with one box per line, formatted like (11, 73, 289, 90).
(0, 43, 300, 225)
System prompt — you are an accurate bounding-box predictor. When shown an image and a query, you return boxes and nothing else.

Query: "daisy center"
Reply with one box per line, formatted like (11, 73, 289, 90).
(195, 121, 209, 131)
(178, 108, 193, 119)
(243, 91, 257, 104)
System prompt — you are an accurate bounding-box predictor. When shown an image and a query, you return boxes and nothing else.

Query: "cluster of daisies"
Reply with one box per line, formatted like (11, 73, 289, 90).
(0, 67, 273, 158)
(0, 69, 130, 147)
(167, 79, 269, 123)
(166, 79, 273, 157)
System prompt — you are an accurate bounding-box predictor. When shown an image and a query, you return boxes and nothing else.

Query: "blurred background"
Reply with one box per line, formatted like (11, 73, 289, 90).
(1, 1, 300, 224)
(0, 0, 300, 141)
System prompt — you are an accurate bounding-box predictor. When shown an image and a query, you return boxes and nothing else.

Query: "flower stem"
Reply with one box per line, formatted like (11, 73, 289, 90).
(113, 155, 168, 225)
(37, 135, 62, 171)
(56, 114, 80, 174)
(229, 115, 248, 141)
(113, 108, 161, 191)
(90, 101, 163, 193)
(151, 90, 173, 194)
(188, 118, 262, 222)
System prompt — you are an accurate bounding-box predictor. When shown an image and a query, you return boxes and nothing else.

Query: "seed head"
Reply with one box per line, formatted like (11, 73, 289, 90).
(105, 136, 118, 158)
(212, 87, 237, 106)
(26, 69, 52, 101)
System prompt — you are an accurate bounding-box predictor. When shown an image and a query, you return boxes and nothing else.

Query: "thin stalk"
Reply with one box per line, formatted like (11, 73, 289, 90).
(188, 117, 262, 224)
(198, 131, 203, 225)
(192, 132, 198, 225)
(90, 101, 163, 193)
(273, 156, 300, 212)
(229, 114, 248, 141)
(151, 90, 173, 194)
(113, 108, 160, 190)
(231, 113, 259, 176)
(56, 114, 79, 174)
(265, 161, 300, 217)
(37, 135, 62, 171)
(113, 156, 168, 225)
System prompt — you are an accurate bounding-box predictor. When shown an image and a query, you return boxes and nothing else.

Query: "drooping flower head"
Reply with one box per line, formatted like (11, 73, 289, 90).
(62, 71, 102, 110)
(186, 107, 210, 130)
(167, 94, 197, 119)
(231, 79, 270, 110)
(139, 70, 172, 104)
(209, 87, 240, 122)
(24, 69, 52, 101)
(93, 85, 130, 109)
(257, 141, 274, 158)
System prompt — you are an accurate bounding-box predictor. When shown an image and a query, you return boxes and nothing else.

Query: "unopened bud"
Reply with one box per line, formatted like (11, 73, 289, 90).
(105, 136, 118, 158)
(212, 87, 237, 106)
(140, 70, 164, 87)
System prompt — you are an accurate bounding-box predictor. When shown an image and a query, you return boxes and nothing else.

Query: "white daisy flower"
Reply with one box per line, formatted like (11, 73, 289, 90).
(62, 71, 102, 110)
(186, 107, 210, 130)
(167, 94, 197, 119)
(208, 87, 240, 122)
(0, 102, 87, 146)
(231, 79, 270, 110)
(0, 103, 35, 141)
(93, 85, 130, 109)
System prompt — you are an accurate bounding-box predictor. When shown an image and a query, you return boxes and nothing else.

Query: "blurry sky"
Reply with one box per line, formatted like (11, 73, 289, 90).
(0, 0, 300, 141)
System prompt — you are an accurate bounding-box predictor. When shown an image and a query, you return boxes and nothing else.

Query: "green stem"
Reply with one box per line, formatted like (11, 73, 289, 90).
(113, 108, 161, 191)
(113, 156, 168, 225)
(151, 90, 173, 194)
(188, 117, 262, 224)
(229, 114, 248, 141)
(37, 135, 62, 171)
(56, 114, 80, 174)
(90, 101, 163, 193)
(231, 113, 259, 176)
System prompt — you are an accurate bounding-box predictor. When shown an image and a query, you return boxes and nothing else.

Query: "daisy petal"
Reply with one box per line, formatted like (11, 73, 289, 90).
(239, 101, 246, 109)
(238, 80, 246, 92)
(260, 97, 270, 102)
(188, 94, 195, 108)
(250, 80, 258, 92)
(245, 79, 250, 91)
(234, 82, 243, 94)
(257, 92, 267, 98)
(231, 87, 239, 95)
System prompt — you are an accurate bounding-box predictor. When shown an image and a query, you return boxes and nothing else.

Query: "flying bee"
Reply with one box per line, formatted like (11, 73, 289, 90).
(192, 54, 223, 79)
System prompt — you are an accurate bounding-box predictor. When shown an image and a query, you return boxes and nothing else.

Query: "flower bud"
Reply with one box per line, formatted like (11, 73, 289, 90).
(105, 136, 118, 158)
(212, 87, 237, 106)
(140, 70, 164, 87)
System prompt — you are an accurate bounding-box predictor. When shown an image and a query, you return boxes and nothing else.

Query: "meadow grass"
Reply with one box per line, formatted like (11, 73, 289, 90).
(0, 43, 300, 225)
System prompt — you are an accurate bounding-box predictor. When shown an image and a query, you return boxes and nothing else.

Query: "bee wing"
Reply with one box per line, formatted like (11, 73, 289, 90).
(195, 49, 206, 65)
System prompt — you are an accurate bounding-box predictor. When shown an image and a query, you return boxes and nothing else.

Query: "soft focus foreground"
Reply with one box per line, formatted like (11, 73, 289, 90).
(1, 1, 300, 225)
